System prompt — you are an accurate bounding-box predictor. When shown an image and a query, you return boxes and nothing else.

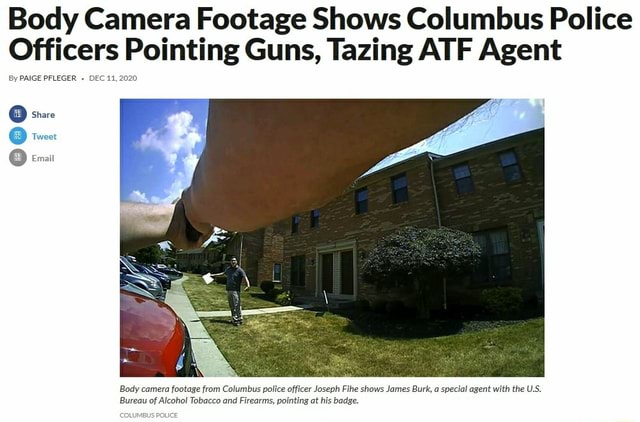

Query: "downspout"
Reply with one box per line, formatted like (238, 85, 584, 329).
(428, 153, 442, 228)
(428, 153, 446, 311)
(239, 233, 244, 267)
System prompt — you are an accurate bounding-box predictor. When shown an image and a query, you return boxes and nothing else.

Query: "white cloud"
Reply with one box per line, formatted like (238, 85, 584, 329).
(528, 98, 543, 107)
(133, 111, 203, 173)
(182, 153, 200, 180)
(162, 177, 187, 204)
(127, 163, 194, 206)
(128, 190, 149, 203)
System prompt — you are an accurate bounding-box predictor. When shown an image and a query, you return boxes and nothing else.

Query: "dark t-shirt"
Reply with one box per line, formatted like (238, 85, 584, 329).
(224, 266, 247, 291)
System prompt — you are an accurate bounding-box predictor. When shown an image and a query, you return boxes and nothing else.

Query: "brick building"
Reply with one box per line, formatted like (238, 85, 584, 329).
(176, 247, 218, 272)
(225, 228, 285, 286)
(274, 128, 544, 310)
(176, 229, 284, 286)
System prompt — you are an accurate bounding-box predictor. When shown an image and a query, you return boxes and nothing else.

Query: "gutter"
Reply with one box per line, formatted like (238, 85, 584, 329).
(428, 153, 447, 311)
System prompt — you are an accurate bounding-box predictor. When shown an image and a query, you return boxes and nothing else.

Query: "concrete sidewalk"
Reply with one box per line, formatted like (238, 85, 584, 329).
(197, 304, 314, 318)
(164, 277, 237, 377)
(164, 278, 314, 377)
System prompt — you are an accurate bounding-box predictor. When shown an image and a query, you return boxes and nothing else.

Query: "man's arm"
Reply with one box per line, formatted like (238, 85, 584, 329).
(243, 276, 251, 291)
(120, 200, 213, 254)
(121, 100, 487, 252)
(183, 99, 487, 233)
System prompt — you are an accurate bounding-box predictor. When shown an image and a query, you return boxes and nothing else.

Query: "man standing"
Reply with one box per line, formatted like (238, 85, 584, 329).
(212, 257, 250, 326)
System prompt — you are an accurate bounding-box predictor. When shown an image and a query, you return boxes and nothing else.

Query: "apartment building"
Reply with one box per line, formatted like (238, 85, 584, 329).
(277, 128, 544, 309)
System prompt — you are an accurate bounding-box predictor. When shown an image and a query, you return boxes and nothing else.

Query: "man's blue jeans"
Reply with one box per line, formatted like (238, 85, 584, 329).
(227, 290, 242, 323)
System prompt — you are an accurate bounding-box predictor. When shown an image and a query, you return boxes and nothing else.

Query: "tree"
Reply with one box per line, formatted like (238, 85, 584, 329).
(164, 242, 178, 267)
(362, 226, 481, 319)
(205, 229, 234, 255)
(132, 244, 162, 264)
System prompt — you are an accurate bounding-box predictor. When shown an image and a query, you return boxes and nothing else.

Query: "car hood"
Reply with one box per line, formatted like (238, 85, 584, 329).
(120, 290, 183, 376)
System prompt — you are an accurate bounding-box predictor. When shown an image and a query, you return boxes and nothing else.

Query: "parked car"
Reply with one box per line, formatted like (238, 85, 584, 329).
(157, 267, 183, 280)
(120, 257, 165, 301)
(120, 290, 202, 377)
(120, 278, 156, 300)
(132, 262, 171, 290)
(120, 272, 164, 302)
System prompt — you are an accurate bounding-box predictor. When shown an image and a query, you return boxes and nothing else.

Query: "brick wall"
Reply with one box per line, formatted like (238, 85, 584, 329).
(272, 129, 544, 309)
(282, 155, 439, 299)
(256, 225, 284, 284)
(433, 130, 544, 304)
(226, 231, 264, 284)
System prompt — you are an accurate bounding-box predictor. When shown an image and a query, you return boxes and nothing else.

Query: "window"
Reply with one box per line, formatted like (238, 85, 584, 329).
(355, 187, 368, 214)
(472, 229, 511, 284)
(290, 255, 305, 286)
(291, 215, 300, 234)
(273, 263, 282, 282)
(453, 163, 474, 194)
(499, 150, 523, 183)
(310, 209, 320, 228)
(391, 173, 409, 204)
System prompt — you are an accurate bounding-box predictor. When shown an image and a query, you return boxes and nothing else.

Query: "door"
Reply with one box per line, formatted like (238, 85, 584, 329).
(340, 250, 354, 295)
(321, 253, 333, 293)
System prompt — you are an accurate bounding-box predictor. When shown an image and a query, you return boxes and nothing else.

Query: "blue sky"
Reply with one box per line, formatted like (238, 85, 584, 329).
(364, 98, 544, 175)
(120, 98, 544, 205)
(120, 99, 209, 204)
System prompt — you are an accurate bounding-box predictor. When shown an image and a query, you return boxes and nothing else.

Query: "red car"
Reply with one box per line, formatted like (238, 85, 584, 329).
(120, 290, 201, 377)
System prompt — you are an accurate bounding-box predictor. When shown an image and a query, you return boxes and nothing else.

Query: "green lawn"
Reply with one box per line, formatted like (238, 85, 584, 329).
(182, 274, 282, 311)
(182, 273, 544, 377)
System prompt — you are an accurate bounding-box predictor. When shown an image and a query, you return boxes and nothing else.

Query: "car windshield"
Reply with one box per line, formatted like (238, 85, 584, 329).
(120, 256, 139, 273)
(133, 263, 147, 273)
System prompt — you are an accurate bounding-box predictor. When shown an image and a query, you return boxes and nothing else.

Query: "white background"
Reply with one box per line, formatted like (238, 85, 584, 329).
(2, 1, 639, 421)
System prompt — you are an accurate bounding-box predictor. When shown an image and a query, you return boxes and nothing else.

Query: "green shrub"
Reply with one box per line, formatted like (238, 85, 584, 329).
(275, 291, 293, 306)
(480, 287, 523, 318)
(354, 300, 370, 311)
(266, 287, 283, 300)
(370, 299, 388, 314)
(260, 280, 275, 294)
(385, 300, 407, 318)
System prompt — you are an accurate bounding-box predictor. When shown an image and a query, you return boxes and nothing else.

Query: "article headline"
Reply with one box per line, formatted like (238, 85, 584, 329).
(7, 5, 634, 66)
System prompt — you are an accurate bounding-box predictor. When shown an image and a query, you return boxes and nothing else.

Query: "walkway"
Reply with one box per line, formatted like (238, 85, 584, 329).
(164, 277, 237, 377)
(197, 304, 314, 318)
(164, 277, 314, 376)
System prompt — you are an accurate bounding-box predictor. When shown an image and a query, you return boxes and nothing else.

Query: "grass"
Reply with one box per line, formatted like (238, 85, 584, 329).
(199, 310, 544, 377)
(181, 273, 282, 311)
(181, 272, 544, 377)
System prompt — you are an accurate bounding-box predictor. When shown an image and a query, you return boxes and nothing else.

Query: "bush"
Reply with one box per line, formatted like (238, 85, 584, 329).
(275, 291, 293, 306)
(480, 287, 523, 318)
(354, 299, 370, 311)
(260, 280, 275, 294)
(385, 300, 407, 319)
(370, 299, 388, 314)
(266, 287, 283, 300)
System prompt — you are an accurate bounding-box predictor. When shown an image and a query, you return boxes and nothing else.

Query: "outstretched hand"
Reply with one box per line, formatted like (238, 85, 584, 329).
(166, 198, 214, 250)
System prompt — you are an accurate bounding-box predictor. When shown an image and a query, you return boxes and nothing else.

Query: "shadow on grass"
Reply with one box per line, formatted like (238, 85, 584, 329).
(330, 308, 464, 339)
(325, 305, 544, 340)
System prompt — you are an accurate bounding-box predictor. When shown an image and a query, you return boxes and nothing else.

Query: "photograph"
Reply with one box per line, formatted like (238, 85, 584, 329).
(120, 99, 544, 377)
(5, 0, 638, 420)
